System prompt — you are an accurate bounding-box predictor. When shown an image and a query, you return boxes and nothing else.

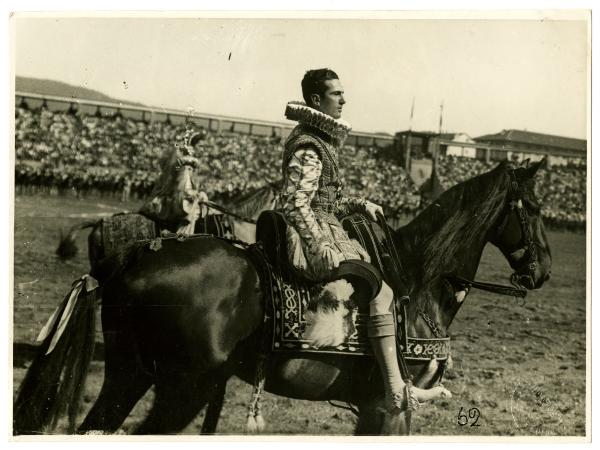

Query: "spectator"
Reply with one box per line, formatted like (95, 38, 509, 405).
(435, 154, 586, 229)
(14, 105, 585, 228)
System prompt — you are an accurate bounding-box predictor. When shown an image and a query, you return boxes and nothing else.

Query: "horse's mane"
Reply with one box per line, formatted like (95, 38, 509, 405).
(399, 163, 510, 286)
(230, 181, 282, 219)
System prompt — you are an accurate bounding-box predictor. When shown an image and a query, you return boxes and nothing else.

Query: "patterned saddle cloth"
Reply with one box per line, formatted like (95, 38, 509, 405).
(101, 212, 237, 260)
(102, 213, 157, 258)
(196, 214, 237, 240)
(254, 211, 451, 360)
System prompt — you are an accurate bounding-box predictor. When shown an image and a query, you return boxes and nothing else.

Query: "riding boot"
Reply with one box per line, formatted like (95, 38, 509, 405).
(368, 314, 406, 410)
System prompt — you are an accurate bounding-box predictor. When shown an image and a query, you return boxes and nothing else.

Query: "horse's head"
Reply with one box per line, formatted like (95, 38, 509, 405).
(490, 159, 552, 290)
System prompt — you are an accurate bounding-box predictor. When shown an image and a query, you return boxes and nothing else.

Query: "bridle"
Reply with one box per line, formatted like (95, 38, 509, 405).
(365, 166, 545, 398)
(422, 168, 542, 337)
(495, 169, 539, 291)
(198, 200, 258, 224)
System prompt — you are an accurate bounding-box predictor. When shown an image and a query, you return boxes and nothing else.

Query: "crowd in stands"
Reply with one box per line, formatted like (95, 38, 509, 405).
(14, 105, 419, 218)
(536, 163, 586, 228)
(14, 105, 586, 227)
(436, 155, 586, 229)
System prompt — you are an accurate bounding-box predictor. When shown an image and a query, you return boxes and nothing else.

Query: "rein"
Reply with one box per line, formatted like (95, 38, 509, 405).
(199, 200, 258, 224)
(445, 274, 526, 298)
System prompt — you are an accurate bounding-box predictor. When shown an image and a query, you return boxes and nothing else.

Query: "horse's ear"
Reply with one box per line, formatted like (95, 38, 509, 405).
(522, 158, 531, 168)
(523, 158, 546, 178)
(498, 160, 511, 170)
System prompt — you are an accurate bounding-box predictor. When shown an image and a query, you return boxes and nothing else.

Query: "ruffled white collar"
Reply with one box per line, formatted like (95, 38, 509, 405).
(285, 101, 352, 143)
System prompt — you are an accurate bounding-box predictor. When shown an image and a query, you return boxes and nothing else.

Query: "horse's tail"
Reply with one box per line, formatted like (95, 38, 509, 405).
(56, 220, 98, 260)
(13, 276, 98, 435)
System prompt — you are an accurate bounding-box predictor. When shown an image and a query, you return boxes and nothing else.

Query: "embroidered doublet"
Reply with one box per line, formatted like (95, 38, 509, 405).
(281, 102, 370, 281)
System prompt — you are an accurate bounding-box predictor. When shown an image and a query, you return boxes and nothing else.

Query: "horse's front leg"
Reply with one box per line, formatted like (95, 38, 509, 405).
(200, 377, 228, 434)
(355, 398, 411, 435)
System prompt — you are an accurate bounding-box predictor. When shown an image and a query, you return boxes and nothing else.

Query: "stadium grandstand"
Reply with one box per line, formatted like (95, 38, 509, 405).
(14, 90, 586, 229)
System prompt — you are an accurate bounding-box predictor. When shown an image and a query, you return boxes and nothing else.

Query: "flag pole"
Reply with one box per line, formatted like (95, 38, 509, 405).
(433, 100, 444, 169)
(438, 100, 444, 136)
(405, 97, 415, 171)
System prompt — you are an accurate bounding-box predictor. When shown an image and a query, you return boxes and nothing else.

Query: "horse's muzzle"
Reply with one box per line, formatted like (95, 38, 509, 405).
(512, 272, 535, 290)
(514, 269, 551, 290)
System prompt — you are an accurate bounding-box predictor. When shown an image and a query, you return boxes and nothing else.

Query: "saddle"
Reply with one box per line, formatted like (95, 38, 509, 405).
(255, 211, 382, 354)
(256, 211, 381, 306)
(254, 210, 451, 361)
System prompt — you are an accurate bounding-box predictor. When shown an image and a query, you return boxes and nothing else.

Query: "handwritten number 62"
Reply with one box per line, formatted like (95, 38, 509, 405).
(457, 407, 480, 427)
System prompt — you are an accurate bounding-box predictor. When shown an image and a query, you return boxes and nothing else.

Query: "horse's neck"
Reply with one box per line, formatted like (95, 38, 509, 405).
(230, 189, 278, 221)
(394, 177, 506, 333)
(397, 227, 488, 329)
(396, 217, 489, 281)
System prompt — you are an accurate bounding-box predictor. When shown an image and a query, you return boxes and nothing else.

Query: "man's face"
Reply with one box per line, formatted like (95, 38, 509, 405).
(313, 79, 346, 119)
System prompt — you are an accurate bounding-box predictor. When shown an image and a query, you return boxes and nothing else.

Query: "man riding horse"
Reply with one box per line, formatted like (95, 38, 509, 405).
(282, 68, 442, 422)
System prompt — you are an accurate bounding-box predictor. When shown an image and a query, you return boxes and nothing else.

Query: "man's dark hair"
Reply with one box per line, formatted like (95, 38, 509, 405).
(301, 68, 339, 106)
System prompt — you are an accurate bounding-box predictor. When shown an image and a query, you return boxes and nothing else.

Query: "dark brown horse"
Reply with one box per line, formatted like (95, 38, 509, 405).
(14, 160, 552, 435)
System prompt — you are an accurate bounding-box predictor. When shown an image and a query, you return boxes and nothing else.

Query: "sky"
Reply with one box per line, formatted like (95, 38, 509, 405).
(13, 13, 589, 139)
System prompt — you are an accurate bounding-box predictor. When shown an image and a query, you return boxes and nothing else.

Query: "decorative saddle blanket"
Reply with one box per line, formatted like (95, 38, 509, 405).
(254, 211, 451, 361)
(100, 212, 237, 262)
(102, 213, 157, 258)
(196, 214, 236, 240)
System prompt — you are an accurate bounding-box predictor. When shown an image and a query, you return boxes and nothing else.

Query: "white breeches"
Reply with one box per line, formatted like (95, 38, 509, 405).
(369, 281, 394, 316)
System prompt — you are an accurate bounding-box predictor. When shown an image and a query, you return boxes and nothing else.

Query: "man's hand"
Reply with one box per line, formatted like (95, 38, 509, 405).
(365, 200, 384, 221)
(317, 241, 341, 272)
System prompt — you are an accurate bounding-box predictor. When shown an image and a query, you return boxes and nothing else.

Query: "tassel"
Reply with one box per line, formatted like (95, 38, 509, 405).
(245, 353, 267, 434)
(246, 414, 259, 434)
(254, 413, 266, 432)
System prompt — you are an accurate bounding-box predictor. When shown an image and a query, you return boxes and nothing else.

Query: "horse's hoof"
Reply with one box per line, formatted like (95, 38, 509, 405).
(413, 384, 452, 402)
(436, 385, 452, 398)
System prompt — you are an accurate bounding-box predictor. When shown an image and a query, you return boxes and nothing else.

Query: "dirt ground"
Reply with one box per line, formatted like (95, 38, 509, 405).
(12, 193, 587, 436)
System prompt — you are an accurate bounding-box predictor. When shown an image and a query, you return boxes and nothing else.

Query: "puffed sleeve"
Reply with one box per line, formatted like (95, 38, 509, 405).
(335, 196, 367, 217)
(282, 147, 327, 251)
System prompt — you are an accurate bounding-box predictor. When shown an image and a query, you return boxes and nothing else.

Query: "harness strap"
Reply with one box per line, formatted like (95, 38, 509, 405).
(373, 212, 413, 382)
(199, 200, 258, 224)
(375, 211, 411, 298)
(507, 170, 538, 279)
(445, 273, 527, 298)
(150, 231, 252, 248)
(417, 307, 446, 339)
